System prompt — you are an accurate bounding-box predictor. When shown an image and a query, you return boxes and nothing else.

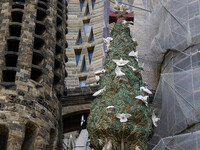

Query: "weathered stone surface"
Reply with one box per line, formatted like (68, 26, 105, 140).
(0, 0, 67, 149)
(65, 0, 105, 89)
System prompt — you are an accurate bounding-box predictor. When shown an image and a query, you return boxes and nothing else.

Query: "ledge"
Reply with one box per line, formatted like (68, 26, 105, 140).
(61, 85, 99, 106)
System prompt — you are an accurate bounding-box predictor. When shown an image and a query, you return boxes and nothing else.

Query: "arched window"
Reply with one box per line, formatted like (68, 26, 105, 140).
(46, 129, 56, 150)
(21, 122, 37, 150)
(0, 125, 9, 150)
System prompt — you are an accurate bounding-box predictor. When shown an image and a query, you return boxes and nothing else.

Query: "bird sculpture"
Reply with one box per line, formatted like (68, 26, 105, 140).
(95, 75, 100, 82)
(102, 139, 112, 150)
(140, 86, 152, 95)
(136, 145, 141, 150)
(128, 65, 142, 72)
(103, 37, 113, 53)
(80, 115, 85, 126)
(135, 95, 149, 107)
(95, 69, 106, 75)
(114, 1, 129, 12)
(129, 51, 138, 58)
(116, 113, 131, 123)
(122, 20, 134, 28)
(132, 38, 138, 46)
(115, 66, 125, 77)
(97, 139, 103, 146)
(152, 111, 160, 127)
(92, 86, 106, 96)
(106, 106, 115, 113)
(113, 58, 129, 67)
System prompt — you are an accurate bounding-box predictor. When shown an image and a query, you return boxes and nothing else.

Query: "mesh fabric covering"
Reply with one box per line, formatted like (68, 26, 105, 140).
(153, 131, 200, 150)
(149, 66, 200, 148)
(136, 0, 200, 63)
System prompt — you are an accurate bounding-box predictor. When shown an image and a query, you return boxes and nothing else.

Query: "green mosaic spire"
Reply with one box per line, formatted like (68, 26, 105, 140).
(87, 22, 154, 150)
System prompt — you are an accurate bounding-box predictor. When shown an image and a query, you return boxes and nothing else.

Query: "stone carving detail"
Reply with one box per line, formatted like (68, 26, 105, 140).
(65, 0, 105, 88)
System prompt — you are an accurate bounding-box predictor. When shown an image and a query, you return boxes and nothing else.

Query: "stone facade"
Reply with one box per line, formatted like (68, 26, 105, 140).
(0, 0, 67, 149)
(65, 0, 105, 88)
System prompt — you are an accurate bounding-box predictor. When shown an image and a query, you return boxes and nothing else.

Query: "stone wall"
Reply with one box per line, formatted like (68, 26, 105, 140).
(0, 0, 67, 149)
(65, 0, 105, 88)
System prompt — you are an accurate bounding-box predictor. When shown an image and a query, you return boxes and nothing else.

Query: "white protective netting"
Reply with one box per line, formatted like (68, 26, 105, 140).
(132, 0, 200, 149)
(132, 0, 200, 91)
(134, 0, 200, 83)
(148, 51, 200, 148)
(154, 67, 200, 136)
(152, 131, 200, 150)
(135, 0, 200, 63)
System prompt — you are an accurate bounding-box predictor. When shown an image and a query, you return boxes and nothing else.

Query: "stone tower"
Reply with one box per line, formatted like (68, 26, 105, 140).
(0, 0, 67, 149)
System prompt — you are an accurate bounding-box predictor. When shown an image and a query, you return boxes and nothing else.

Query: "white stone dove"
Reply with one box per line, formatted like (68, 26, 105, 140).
(97, 139, 103, 146)
(106, 106, 115, 109)
(80, 115, 85, 126)
(138, 63, 144, 70)
(128, 65, 137, 72)
(95, 69, 106, 75)
(106, 106, 115, 113)
(116, 113, 131, 122)
(92, 86, 106, 96)
(132, 38, 138, 46)
(152, 111, 160, 127)
(136, 145, 140, 150)
(129, 51, 138, 58)
(140, 86, 152, 95)
(122, 20, 134, 28)
(104, 37, 113, 44)
(102, 139, 112, 150)
(119, 4, 129, 11)
(135, 95, 149, 107)
(103, 37, 113, 52)
(114, 2, 129, 12)
(128, 64, 144, 73)
(113, 58, 129, 67)
(115, 66, 125, 77)
(95, 75, 100, 82)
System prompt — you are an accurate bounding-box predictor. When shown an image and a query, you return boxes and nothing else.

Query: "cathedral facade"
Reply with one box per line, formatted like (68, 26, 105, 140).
(0, 0, 200, 149)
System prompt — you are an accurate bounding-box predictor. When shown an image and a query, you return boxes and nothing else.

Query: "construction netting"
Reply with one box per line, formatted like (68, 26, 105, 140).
(132, 0, 200, 91)
(152, 67, 200, 138)
(152, 131, 200, 150)
(147, 46, 200, 148)
(131, 1, 200, 148)
(136, 0, 200, 63)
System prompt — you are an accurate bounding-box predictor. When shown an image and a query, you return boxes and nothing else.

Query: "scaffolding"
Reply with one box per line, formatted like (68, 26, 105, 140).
(133, 0, 200, 149)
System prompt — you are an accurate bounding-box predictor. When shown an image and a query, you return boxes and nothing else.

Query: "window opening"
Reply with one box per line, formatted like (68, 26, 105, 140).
(79, 76, 87, 87)
(31, 67, 43, 82)
(81, 57, 86, 71)
(32, 52, 44, 66)
(88, 47, 94, 64)
(11, 11, 23, 23)
(5, 54, 18, 67)
(2, 70, 16, 82)
(7, 39, 20, 52)
(77, 30, 82, 44)
(21, 122, 37, 150)
(74, 49, 82, 66)
(0, 125, 8, 150)
(9, 24, 21, 37)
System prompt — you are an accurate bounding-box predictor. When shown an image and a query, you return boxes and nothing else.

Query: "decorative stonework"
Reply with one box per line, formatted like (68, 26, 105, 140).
(65, 0, 105, 88)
